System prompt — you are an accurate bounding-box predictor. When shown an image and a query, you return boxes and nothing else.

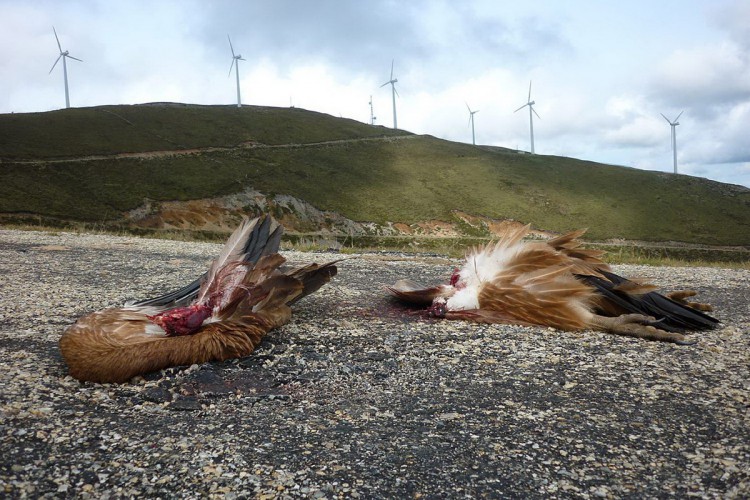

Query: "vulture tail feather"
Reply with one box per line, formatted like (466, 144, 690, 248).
(286, 262, 339, 305)
(638, 293, 719, 331)
(578, 271, 719, 332)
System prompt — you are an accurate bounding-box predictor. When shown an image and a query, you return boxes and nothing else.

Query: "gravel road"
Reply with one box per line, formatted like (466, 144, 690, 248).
(1, 229, 748, 498)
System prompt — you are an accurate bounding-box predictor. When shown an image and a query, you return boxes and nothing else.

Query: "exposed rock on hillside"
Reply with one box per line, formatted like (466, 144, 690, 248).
(125, 188, 386, 235)
(124, 188, 550, 238)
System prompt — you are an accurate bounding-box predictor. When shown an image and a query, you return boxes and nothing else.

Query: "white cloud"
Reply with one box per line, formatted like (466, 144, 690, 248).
(598, 95, 661, 148)
(653, 42, 750, 111)
(686, 101, 750, 165)
(713, 0, 750, 47)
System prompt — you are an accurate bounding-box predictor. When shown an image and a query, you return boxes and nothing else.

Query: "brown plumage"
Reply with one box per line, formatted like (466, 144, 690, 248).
(387, 225, 719, 344)
(60, 215, 337, 383)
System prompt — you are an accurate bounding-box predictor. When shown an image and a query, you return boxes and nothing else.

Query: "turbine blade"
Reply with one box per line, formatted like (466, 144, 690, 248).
(466, 102, 471, 112)
(380, 81, 389, 88)
(49, 54, 62, 73)
(532, 107, 541, 119)
(228, 35, 235, 57)
(675, 110, 684, 122)
(514, 103, 528, 113)
(390, 59, 394, 80)
(229, 59, 235, 77)
(393, 85, 400, 98)
(67, 55, 82, 62)
(661, 113, 671, 123)
(528, 80, 532, 101)
(239, 57, 246, 61)
(53, 26, 62, 52)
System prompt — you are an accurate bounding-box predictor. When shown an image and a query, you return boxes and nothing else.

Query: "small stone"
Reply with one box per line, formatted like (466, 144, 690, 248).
(142, 387, 173, 403)
(168, 397, 202, 411)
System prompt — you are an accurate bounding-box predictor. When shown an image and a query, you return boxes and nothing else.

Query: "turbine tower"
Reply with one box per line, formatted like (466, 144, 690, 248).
(227, 35, 245, 108)
(514, 80, 541, 153)
(661, 111, 683, 174)
(380, 60, 399, 129)
(466, 103, 479, 145)
(369, 95, 376, 125)
(49, 26, 82, 109)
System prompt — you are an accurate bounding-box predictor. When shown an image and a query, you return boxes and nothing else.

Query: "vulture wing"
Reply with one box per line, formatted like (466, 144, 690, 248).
(133, 215, 282, 308)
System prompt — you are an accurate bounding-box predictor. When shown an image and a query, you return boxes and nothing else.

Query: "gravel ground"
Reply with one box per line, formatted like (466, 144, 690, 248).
(0, 228, 748, 499)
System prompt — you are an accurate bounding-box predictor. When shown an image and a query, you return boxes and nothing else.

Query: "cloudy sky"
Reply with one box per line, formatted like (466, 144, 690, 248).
(2, 0, 749, 187)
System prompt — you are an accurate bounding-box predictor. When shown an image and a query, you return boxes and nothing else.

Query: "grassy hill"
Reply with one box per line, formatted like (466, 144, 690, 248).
(1, 103, 749, 246)
(0, 103, 408, 158)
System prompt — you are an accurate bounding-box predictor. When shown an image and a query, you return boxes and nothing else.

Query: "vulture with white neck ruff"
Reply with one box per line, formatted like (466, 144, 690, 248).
(387, 226, 718, 344)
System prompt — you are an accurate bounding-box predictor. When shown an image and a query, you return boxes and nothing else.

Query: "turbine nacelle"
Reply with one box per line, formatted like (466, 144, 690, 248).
(466, 103, 479, 121)
(661, 111, 683, 126)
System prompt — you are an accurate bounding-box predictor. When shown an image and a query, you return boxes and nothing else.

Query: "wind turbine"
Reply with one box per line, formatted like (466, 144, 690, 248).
(227, 35, 245, 107)
(369, 95, 377, 125)
(49, 26, 82, 109)
(514, 80, 540, 153)
(380, 60, 399, 129)
(661, 111, 683, 174)
(466, 103, 479, 145)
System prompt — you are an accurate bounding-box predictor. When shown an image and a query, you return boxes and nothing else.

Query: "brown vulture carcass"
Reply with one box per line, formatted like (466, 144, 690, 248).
(60, 215, 337, 383)
(387, 226, 718, 344)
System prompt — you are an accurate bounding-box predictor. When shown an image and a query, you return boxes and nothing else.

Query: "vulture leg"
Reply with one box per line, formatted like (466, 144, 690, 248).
(590, 314, 696, 345)
(665, 290, 714, 312)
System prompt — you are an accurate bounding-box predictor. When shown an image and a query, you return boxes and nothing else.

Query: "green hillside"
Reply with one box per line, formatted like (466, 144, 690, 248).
(0, 103, 407, 159)
(1, 104, 749, 246)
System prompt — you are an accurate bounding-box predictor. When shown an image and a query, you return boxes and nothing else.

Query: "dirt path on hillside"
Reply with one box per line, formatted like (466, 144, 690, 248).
(4, 134, 419, 164)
